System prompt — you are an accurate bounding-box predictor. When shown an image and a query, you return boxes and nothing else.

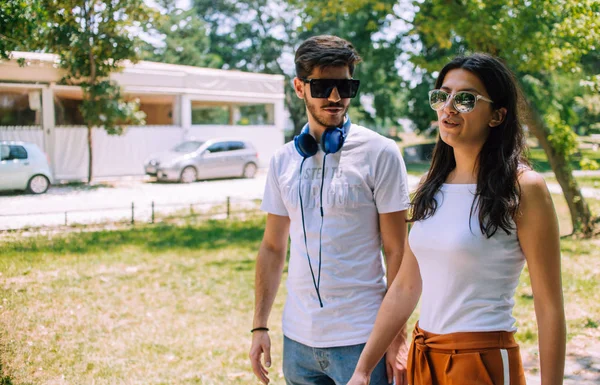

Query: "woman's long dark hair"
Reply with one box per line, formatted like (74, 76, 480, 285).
(409, 53, 530, 238)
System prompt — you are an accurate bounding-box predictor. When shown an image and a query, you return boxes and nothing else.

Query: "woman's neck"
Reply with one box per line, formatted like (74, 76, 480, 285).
(447, 147, 479, 184)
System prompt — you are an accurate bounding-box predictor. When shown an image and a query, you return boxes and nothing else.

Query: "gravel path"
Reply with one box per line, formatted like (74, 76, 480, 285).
(0, 173, 269, 230)
(2, 171, 599, 230)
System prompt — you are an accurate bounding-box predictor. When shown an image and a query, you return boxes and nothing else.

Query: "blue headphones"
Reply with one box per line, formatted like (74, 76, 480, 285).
(294, 116, 351, 158)
(294, 115, 351, 308)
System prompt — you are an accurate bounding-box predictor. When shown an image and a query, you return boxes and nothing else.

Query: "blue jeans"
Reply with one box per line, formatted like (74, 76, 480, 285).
(283, 335, 390, 385)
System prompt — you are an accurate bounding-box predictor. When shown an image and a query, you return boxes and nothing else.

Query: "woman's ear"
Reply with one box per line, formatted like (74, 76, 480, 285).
(293, 77, 305, 99)
(489, 107, 507, 127)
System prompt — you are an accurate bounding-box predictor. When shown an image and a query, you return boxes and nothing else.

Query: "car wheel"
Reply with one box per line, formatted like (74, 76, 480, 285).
(242, 162, 257, 178)
(180, 166, 197, 183)
(27, 174, 50, 194)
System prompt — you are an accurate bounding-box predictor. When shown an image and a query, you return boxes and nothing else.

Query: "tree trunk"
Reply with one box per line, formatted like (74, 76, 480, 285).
(87, 125, 93, 184)
(527, 107, 595, 237)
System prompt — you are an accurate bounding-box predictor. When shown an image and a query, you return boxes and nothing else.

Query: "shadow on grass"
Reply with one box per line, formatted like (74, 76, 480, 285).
(564, 352, 600, 383)
(0, 218, 266, 258)
(207, 259, 255, 272)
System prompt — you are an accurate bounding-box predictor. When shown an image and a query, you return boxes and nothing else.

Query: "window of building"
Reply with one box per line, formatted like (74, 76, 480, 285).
(0, 91, 40, 126)
(54, 97, 85, 126)
(236, 103, 274, 125)
(192, 105, 230, 125)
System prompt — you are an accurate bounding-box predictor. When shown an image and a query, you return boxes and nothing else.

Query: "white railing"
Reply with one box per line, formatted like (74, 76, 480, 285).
(0, 125, 42, 130)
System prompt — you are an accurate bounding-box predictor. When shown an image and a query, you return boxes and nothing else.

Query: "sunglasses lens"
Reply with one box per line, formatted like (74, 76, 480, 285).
(429, 90, 448, 110)
(454, 92, 476, 113)
(309, 79, 333, 98)
(309, 79, 359, 98)
(337, 80, 359, 98)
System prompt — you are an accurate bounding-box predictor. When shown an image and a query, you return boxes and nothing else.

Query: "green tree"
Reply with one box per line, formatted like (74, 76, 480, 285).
(0, 0, 44, 60)
(1, 0, 151, 183)
(407, 0, 600, 236)
(194, 0, 306, 137)
(142, 0, 221, 68)
(195, 0, 410, 137)
(303, 0, 600, 235)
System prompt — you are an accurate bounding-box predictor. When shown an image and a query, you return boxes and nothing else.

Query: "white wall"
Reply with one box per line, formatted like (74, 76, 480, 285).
(51, 126, 183, 180)
(0, 127, 45, 149)
(1, 124, 283, 180)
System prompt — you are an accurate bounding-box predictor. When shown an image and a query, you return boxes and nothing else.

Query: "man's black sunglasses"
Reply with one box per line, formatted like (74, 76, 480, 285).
(300, 78, 360, 99)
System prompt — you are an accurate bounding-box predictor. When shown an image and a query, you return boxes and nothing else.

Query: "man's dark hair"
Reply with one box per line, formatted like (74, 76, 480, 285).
(295, 35, 362, 79)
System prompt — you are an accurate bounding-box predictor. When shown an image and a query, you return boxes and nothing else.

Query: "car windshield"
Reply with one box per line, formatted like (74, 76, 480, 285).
(172, 141, 204, 153)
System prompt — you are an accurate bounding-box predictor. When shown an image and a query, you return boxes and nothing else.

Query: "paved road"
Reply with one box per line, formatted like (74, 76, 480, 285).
(0, 173, 270, 230)
(2, 169, 599, 231)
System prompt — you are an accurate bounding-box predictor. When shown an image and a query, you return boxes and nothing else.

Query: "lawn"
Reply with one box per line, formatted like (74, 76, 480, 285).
(0, 197, 599, 384)
(528, 147, 600, 174)
(404, 146, 600, 185)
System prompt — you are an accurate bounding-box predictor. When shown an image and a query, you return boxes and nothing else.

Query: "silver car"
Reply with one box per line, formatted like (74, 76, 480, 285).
(0, 141, 53, 194)
(144, 138, 260, 183)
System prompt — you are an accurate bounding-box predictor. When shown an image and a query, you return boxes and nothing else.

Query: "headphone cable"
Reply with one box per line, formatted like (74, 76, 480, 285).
(298, 157, 324, 307)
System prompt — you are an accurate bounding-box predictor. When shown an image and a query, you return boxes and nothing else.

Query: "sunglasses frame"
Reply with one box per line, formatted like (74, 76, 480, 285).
(428, 89, 494, 113)
(300, 78, 360, 99)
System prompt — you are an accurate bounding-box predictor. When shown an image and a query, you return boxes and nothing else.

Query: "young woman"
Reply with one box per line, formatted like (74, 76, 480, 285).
(347, 53, 566, 385)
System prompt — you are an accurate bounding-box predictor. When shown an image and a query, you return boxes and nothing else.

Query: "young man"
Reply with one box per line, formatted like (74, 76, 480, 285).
(249, 35, 411, 385)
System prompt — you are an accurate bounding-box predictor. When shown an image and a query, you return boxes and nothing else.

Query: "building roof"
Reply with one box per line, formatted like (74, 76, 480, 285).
(0, 52, 285, 102)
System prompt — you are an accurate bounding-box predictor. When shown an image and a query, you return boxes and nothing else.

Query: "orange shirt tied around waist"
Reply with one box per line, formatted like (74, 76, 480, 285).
(407, 322, 527, 385)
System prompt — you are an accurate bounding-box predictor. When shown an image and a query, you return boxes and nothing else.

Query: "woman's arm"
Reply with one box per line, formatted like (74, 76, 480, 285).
(516, 170, 566, 385)
(347, 237, 422, 385)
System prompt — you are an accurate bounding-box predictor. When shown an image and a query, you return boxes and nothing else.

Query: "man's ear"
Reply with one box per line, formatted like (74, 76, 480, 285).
(489, 107, 507, 127)
(293, 77, 305, 99)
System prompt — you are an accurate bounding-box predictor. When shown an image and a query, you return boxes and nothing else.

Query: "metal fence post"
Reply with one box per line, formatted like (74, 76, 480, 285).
(64, 212, 68, 226)
(151, 201, 155, 224)
(227, 196, 231, 219)
(131, 202, 135, 225)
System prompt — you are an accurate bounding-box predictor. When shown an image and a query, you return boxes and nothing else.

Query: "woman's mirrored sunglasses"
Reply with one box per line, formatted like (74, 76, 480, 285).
(428, 89, 493, 113)
(301, 78, 360, 99)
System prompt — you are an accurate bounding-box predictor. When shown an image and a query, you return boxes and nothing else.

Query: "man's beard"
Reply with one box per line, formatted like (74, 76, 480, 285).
(305, 99, 348, 128)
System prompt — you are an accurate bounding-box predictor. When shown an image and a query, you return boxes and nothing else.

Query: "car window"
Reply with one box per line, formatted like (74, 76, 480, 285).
(206, 142, 227, 153)
(173, 141, 204, 153)
(0, 145, 9, 161)
(227, 141, 246, 151)
(5, 145, 28, 160)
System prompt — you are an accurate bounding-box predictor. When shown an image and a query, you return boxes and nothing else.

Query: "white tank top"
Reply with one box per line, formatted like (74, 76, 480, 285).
(409, 183, 525, 334)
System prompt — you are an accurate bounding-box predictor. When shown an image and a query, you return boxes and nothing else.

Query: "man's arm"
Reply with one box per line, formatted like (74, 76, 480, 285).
(379, 210, 409, 385)
(249, 213, 290, 385)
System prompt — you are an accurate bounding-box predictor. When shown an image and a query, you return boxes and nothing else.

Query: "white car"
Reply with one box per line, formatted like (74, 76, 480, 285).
(0, 141, 53, 194)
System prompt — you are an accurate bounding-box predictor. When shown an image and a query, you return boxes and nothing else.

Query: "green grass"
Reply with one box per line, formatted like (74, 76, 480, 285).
(0, 216, 287, 385)
(404, 146, 600, 179)
(528, 147, 600, 173)
(0, 197, 599, 384)
(405, 162, 432, 176)
(544, 175, 600, 189)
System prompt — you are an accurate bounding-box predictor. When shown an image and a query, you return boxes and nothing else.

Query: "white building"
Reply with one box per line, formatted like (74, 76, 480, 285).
(0, 52, 285, 180)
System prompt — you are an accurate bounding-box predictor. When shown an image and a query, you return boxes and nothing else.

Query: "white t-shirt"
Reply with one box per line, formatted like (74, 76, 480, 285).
(408, 183, 526, 334)
(261, 124, 410, 347)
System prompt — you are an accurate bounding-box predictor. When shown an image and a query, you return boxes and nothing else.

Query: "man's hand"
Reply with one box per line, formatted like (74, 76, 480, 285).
(385, 336, 409, 385)
(249, 330, 272, 384)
